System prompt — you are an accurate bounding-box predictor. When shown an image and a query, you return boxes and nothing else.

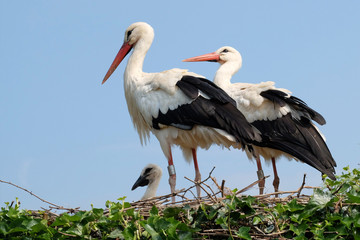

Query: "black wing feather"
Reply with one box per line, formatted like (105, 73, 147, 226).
(152, 75, 260, 146)
(260, 89, 326, 125)
(177, 75, 237, 105)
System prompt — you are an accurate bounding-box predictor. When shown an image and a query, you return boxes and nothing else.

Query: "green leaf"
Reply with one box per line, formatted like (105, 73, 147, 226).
(341, 216, 353, 229)
(30, 219, 48, 233)
(142, 223, 161, 240)
(288, 199, 305, 212)
(108, 228, 124, 238)
(154, 218, 171, 231)
(122, 227, 135, 239)
(150, 205, 159, 216)
(236, 226, 251, 240)
(163, 207, 182, 218)
(309, 189, 332, 209)
(215, 216, 228, 229)
(252, 216, 262, 225)
(347, 192, 360, 203)
(68, 212, 83, 222)
(67, 224, 83, 236)
(293, 233, 307, 240)
(7, 226, 28, 234)
(290, 222, 307, 236)
(6, 207, 19, 219)
(0, 222, 8, 235)
(51, 215, 70, 226)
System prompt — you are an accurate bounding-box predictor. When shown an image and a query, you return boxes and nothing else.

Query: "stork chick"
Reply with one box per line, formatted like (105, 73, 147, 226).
(132, 164, 163, 200)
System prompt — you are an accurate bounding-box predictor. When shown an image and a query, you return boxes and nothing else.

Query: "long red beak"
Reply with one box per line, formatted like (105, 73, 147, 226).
(182, 52, 220, 62)
(102, 42, 132, 84)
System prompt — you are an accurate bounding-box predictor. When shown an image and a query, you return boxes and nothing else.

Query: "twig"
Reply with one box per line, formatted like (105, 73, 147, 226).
(221, 180, 225, 197)
(0, 179, 79, 213)
(184, 176, 216, 203)
(254, 186, 317, 198)
(332, 183, 345, 195)
(235, 175, 270, 195)
(58, 230, 77, 238)
(297, 174, 307, 197)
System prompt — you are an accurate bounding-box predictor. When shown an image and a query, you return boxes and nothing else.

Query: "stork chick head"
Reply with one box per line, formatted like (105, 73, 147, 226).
(131, 164, 163, 191)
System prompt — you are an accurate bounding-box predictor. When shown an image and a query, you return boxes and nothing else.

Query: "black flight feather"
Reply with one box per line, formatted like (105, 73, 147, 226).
(251, 114, 336, 180)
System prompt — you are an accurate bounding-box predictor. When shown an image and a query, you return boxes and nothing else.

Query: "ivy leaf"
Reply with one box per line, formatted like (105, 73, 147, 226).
(67, 224, 83, 236)
(51, 215, 70, 226)
(30, 219, 48, 233)
(236, 226, 251, 240)
(290, 222, 307, 236)
(0, 222, 8, 235)
(150, 205, 159, 216)
(215, 216, 228, 229)
(163, 207, 182, 218)
(309, 189, 332, 209)
(288, 199, 304, 212)
(178, 231, 193, 240)
(142, 223, 161, 240)
(7, 226, 28, 234)
(92, 208, 104, 219)
(108, 228, 124, 238)
(252, 216, 262, 225)
(341, 216, 353, 229)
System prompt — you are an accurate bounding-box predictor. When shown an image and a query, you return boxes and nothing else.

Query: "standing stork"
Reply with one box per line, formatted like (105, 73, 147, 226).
(183, 46, 336, 193)
(102, 23, 260, 201)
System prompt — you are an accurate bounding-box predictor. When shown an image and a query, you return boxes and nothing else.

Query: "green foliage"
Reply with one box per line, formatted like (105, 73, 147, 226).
(1, 167, 360, 239)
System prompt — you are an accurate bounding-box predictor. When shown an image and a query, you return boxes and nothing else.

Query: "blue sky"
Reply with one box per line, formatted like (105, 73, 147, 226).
(1, 1, 360, 210)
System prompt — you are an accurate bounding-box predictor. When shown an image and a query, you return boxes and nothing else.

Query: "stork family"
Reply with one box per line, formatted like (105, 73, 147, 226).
(102, 22, 336, 201)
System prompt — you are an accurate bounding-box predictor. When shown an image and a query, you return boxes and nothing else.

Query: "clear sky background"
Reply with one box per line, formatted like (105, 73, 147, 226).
(1, 1, 360, 210)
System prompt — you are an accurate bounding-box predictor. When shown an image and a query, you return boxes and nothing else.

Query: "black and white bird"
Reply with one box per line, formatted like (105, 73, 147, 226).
(102, 23, 260, 201)
(132, 164, 163, 200)
(183, 46, 336, 193)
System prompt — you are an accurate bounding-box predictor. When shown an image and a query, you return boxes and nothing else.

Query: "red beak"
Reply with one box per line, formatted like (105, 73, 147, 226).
(182, 52, 220, 62)
(102, 42, 132, 84)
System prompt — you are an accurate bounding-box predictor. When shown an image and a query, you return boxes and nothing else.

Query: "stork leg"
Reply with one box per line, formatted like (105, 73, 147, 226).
(271, 157, 280, 196)
(192, 148, 201, 198)
(167, 148, 176, 203)
(256, 156, 265, 194)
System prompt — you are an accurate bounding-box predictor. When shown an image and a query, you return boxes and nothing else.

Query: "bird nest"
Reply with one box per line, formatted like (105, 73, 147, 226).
(1, 168, 317, 239)
(126, 167, 313, 217)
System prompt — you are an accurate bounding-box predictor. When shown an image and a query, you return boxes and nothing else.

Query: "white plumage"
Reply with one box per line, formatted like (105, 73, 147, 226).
(102, 23, 260, 201)
(184, 46, 336, 193)
(132, 164, 163, 200)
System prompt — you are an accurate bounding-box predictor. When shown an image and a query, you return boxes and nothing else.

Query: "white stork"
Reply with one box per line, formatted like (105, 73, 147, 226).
(183, 46, 336, 193)
(132, 164, 163, 200)
(102, 23, 260, 201)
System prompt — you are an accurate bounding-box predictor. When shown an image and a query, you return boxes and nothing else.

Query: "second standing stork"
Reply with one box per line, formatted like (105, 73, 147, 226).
(183, 46, 336, 193)
(102, 23, 261, 201)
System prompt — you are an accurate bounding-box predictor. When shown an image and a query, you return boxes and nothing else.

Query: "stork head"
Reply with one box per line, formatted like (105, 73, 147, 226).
(183, 46, 242, 69)
(131, 164, 162, 191)
(102, 22, 154, 84)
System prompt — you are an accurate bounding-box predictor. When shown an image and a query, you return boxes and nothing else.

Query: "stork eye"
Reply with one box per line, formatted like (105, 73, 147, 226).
(127, 30, 133, 40)
(221, 49, 229, 53)
(144, 167, 152, 175)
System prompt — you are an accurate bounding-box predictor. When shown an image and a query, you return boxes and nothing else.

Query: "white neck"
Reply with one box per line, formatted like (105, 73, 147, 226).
(213, 60, 241, 88)
(141, 177, 161, 200)
(125, 38, 152, 78)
